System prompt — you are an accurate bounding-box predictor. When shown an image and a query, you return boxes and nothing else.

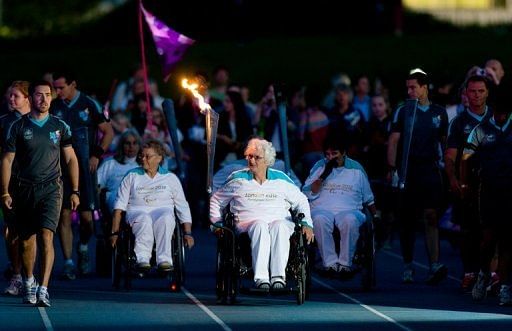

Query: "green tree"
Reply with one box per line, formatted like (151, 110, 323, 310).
(2, 0, 104, 35)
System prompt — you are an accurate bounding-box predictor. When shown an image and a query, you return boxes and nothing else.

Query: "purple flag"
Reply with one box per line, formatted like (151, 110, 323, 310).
(141, 3, 195, 82)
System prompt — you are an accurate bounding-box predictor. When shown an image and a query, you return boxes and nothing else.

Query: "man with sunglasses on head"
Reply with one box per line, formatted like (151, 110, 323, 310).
(303, 137, 376, 276)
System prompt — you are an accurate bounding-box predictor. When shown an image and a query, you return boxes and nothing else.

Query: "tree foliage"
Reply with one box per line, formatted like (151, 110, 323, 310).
(3, 0, 103, 35)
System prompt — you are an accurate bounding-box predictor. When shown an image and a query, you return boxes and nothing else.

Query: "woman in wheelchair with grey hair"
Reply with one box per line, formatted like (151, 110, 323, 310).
(210, 137, 314, 290)
(110, 139, 194, 271)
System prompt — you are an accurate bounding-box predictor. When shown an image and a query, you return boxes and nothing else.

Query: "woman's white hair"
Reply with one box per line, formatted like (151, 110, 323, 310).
(246, 137, 276, 167)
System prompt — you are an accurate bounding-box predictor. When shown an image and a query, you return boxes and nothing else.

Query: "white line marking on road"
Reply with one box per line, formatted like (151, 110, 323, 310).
(382, 250, 460, 282)
(38, 307, 54, 331)
(182, 287, 232, 331)
(313, 277, 414, 331)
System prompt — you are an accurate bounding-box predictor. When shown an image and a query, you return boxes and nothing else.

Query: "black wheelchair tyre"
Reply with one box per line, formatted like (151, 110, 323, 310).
(169, 224, 185, 292)
(295, 234, 307, 305)
(360, 220, 376, 291)
(215, 229, 238, 304)
(96, 237, 112, 277)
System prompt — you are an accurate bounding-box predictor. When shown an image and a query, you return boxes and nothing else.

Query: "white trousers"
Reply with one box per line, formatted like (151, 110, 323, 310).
(236, 219, 295, 282)
(127, 208, 176, 265)
(312, 210, 365, 267)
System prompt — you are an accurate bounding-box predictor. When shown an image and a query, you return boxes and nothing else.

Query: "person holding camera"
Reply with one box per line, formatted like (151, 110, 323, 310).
(303, 138, 376, 275)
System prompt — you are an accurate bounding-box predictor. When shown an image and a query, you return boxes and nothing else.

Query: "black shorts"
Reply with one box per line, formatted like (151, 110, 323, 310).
(402, 163, 445, 210)
(479, 184, 512, 229)
(12, 179, 63, 239)
(61, 166, 98, 211)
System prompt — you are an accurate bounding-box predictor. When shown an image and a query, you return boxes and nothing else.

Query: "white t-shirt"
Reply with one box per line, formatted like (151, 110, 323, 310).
(210, 168, 312, 227)
(303, 159, 374, 214)
(114, 166, 192, 224)
(97, 156, 138, 212)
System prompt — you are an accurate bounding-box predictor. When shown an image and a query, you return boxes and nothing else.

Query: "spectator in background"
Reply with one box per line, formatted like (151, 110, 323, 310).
(254, 84, 283, 158)
(352, 74, 372, 122)
(107, 111, 132, 155)
(51, 71, 114, 279)
(297, 86, 329, 180)
(209, 65, 230, 109)
(322, 72, 352, 109)
(111, 65, 163, 113)
(216, 90, 253, 170)
(126, 93, 152, 135)
(327, 83, 366, 162)
(366, 95, 394, 248)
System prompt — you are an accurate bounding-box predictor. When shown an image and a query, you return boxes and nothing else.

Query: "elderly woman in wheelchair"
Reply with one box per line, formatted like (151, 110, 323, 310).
(110, 139, 194, 272)
(303, 138, 378, 277)
(210, 137, 314, 291)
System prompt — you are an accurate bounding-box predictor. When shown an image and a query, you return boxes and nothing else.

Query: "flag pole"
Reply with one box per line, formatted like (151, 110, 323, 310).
(138, 0, 153, 130)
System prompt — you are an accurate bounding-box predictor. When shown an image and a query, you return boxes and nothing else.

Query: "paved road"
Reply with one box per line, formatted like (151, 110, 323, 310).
(1, 225, 511, 331)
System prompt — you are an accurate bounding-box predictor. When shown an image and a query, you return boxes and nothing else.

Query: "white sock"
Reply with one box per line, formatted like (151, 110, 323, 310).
(12, 274, 22, 280)
(79, 244, 88, 252)
(65, 259, 74, 266)
(39, 286, 48, 294)
(25, 276, 35, 286)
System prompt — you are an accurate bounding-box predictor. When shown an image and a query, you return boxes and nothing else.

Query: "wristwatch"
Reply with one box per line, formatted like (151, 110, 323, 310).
(71, 190, 80, 197)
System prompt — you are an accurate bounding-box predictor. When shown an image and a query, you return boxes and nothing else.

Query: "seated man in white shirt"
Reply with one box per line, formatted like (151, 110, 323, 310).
(210, 137, 314, 291)
(303, 138, 377, 275)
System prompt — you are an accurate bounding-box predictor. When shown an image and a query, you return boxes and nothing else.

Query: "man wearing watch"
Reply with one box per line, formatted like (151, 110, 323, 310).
(1, 80, 80, 307)
(51, 70, 114, 279)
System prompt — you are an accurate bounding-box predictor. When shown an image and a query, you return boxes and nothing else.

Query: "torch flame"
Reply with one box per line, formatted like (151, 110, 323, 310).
(181, 78, 211, 114)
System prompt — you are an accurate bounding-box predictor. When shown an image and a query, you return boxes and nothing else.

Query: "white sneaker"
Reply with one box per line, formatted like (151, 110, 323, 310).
(23, 279, 38, 305)
(4, 276, 23, 296)
(37, 288, 51, 307)
(499, 284, 511, 306)
(472, 271, 489, 301)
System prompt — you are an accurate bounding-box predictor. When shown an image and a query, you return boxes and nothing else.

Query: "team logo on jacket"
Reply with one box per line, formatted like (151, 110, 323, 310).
(79, 108, 90, 122)
(463, 125, 473, 134)
(50, 130, 61, 144)
(432, 116, 441, 128)
(23, 128, 33, 140)
(485, 133, 496, 143)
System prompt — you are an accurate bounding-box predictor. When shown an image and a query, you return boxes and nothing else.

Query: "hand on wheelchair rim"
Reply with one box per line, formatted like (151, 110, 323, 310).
(302, 227, 314, 244)
(184, 235, 195, 249)
(110, 235, 118, 248)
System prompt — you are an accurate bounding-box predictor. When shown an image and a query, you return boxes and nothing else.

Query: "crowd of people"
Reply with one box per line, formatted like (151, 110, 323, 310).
(1, 58, 511, 307)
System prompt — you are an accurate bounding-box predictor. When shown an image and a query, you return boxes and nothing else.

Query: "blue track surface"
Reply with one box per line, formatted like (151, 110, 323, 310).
(1, 226, 511, 331)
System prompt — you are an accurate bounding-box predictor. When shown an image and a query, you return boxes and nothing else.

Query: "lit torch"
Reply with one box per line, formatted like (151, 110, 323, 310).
(181, 78, 219, 194)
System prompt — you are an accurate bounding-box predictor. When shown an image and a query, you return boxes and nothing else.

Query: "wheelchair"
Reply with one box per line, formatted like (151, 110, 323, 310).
(213, 210, 311, 305)
(309, 212, 376, 291)
(111, 213, 186, 292)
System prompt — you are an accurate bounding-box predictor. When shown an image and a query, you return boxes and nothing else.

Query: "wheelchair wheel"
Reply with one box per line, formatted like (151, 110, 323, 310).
(361, 221, 376, 291)
(295, 234, 307, 305)
(216, 230, 238, 304)
(112, 245, 121, 289)
(112, 227, 132, 290)
(169, 225, 185, 292)
(96, 237, 111, 277)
